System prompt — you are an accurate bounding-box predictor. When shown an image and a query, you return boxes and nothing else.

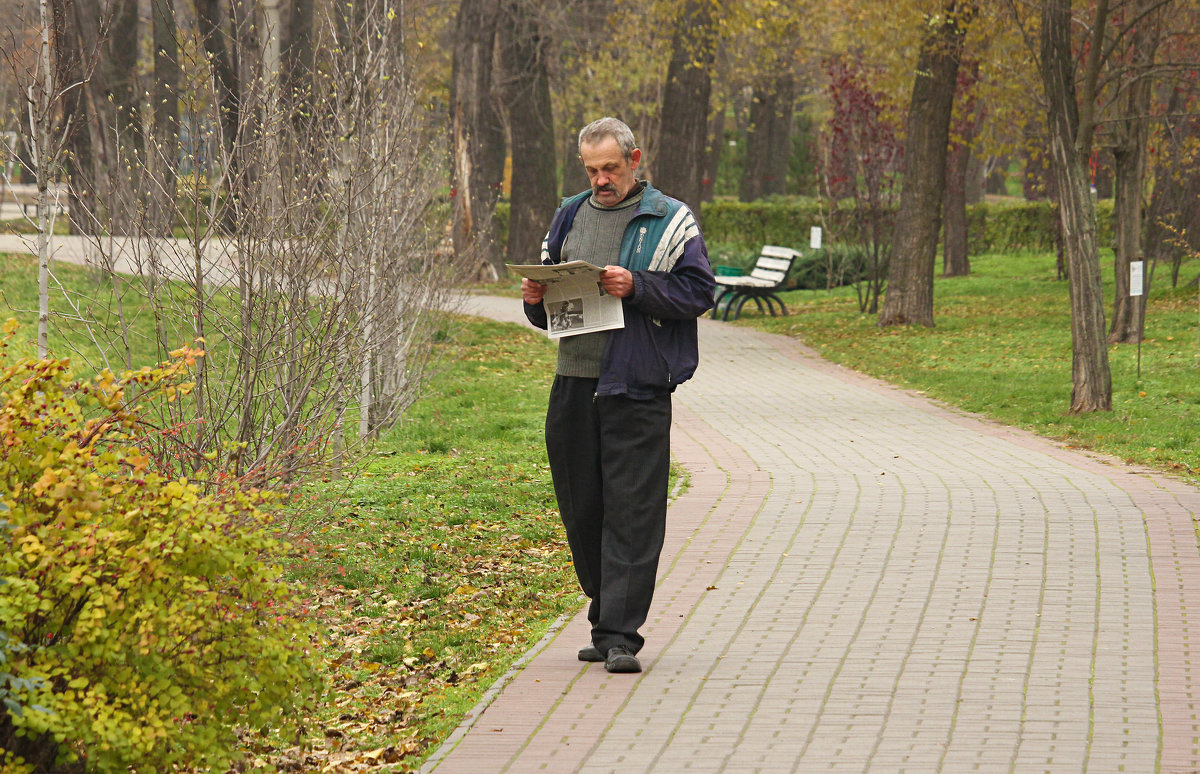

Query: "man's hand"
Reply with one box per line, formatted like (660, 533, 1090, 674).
(601, 266, 634, 298)
(522, 278, 547, 305)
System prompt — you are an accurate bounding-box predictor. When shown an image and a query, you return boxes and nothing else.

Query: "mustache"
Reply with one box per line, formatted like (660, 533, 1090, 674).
(594, 183, 617, 194)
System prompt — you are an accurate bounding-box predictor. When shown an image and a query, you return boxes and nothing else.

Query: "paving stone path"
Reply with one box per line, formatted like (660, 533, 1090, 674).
(425, 295, 1200, 774)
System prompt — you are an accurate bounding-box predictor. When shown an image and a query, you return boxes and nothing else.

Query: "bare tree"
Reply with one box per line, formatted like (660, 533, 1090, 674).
(38, 0, 460, 490)
(0, 0, 109, 356)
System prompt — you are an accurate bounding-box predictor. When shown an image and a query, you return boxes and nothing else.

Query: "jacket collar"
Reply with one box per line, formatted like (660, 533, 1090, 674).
(562, 181, 669, 219)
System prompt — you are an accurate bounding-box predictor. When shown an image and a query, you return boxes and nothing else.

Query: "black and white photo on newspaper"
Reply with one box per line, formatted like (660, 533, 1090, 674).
(507, 261, 625, 339)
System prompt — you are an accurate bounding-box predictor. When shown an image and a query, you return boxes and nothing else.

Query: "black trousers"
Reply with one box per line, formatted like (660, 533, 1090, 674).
(545, 375, 671, 654)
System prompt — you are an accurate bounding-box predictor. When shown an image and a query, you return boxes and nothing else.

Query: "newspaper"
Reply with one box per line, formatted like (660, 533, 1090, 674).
(507, 261, 626, 339)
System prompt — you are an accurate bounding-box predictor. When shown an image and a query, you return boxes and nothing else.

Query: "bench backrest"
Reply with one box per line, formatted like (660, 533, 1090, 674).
(749, 245, 801, 286)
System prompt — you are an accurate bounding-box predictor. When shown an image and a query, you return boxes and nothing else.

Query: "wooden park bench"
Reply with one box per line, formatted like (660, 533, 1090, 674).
(711, 245, 800, 321)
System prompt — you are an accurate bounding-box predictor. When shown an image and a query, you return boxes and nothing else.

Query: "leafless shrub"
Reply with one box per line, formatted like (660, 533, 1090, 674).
(46, 0, 465, 492)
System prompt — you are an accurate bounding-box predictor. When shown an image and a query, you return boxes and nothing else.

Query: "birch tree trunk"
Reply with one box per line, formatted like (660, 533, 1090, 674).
(35, 0, 54, 357)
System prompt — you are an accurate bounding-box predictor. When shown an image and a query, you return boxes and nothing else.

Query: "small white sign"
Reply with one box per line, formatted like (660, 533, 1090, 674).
(1130, 261, 1144, 297)
(810, 226, 822, 250)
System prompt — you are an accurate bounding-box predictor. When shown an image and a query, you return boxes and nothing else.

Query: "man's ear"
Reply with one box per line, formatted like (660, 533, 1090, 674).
(629, 148, 642, 170)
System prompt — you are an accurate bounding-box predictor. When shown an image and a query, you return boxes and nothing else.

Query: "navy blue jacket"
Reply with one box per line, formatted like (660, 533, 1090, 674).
(524, 183, 715, 399)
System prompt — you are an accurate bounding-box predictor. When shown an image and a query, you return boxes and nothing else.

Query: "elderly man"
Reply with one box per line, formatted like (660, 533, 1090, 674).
(522, 117, 715, 673)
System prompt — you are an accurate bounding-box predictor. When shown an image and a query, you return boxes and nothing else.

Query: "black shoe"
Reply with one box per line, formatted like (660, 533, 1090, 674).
(605, 645, 641, 673)
(578, 644, 604, 662)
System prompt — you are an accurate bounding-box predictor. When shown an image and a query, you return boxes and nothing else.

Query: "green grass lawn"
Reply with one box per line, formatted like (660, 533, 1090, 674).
(741, 250, 1200, 482)
(0, 216, 72, 236)
(0, 251, 168, 369)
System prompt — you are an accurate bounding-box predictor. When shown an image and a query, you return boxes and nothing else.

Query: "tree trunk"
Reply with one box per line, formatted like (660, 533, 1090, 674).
(227, 0, 261, 233)
(450, 0, 506, 277)
(556, 0, 612, 199)
(965, 149, 985, 205)
(36, 0, 54, 357)
(498, 0, 557, 267)
(740, 73, 794, 201)
(942, 139, 971, 277)
(1144, 88, 1200, 288)
(151, 0, 179, 238)
(1109, 138, 1149, 344)
(1039, 0, 1112, 413)
(195, 0, 237, 156)
(283, 0, 313, 107)
(943, 60, 981, 277)
(701, 107, 724, 203)
(878, 3, 973, 328)
(764, 74, 794, 198)
(1022, 118, 1057, 201)
(1092, 149, 1113, 199)
(654, 0, 716, 214)
(1108, 1, 1159, 345)
(55, 0, 97, 235)
(739, 81, 771, 202)
(105, 0, 141, 231)
(194, 0, 239, 233)
(561, 111, 589, 197)
(984, 155, 1008, 195)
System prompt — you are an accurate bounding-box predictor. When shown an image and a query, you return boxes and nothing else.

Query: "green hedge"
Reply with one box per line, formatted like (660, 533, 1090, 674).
(497, 196, 1115, 257)
(699, 197, 1114, 255)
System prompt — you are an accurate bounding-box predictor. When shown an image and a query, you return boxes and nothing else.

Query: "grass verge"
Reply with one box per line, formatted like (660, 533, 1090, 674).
(240, 318, 577, 771)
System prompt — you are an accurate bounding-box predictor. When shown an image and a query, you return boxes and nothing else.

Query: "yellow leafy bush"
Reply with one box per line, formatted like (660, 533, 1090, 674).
(0, 320, 318, 773)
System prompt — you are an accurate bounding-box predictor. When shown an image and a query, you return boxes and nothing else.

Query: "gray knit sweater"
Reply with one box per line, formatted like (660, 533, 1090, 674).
(555, 187, 644, 377)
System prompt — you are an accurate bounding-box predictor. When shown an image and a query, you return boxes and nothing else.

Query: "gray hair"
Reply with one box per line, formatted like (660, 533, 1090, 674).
(578, 117, 637, 159)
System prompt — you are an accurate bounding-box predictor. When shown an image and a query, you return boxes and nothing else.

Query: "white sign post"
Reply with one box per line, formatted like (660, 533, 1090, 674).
(1131, 260, 1145, 378)
(810, 226, 822, 250)
(1130, 261, 1144, 297)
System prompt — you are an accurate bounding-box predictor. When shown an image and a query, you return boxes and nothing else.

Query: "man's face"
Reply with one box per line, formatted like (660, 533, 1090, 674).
(579, 137, 641, 206)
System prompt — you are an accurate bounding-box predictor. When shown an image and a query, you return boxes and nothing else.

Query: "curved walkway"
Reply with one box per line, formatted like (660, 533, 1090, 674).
(466, 297, 1200, 773)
